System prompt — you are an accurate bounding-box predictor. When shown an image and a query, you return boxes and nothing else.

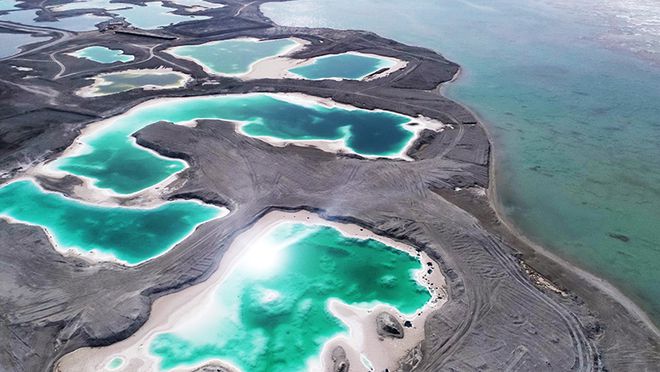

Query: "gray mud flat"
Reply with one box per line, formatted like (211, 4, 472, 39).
(0, 0, 658, 371)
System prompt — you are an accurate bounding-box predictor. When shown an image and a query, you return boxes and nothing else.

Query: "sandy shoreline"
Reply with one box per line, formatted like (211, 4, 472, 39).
(55, 210, 447, 372)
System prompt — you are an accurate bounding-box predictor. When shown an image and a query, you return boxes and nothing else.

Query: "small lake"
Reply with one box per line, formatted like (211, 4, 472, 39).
(147, 222, 431, 371)
(0, 179, 223, 264)
(68, 46, 134, 64)
(289, 52, 397, 80)
(0, 0, 18, 11)
(78, 69, 191, 97)
(53, 93, 420, 195)
(0, 31, 48, 59)
(59, 218, 437, 372)
(111, 1, 210, 29)
(0, 9, 111, 31)
(166, 38, 299, 76)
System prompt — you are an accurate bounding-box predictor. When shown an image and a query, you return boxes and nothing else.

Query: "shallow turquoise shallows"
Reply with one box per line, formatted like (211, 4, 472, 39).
(149, 223, 430, 371)
(289, 53, 395, 80)
(263, 0, 660, 325)
(55, 94, 412, 194)
(69, 46, 135, 64)
(0, 180, 221, 264)
(166, 38, 297, 76)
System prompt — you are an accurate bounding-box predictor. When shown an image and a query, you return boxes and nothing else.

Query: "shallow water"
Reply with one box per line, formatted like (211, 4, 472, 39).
(106, 357, 124, 370)
(0, 9, 111, 31)
(55, 93, 413, 195)
(169, 0, 225, 9)
(51, 0, 131, 12)
(289, 53, 395, 80)
(0, 0, 18, 11)
(0, 31, 48, 58)
(148, 223, 430, 371)
(110, 1, 209, 29)
(69, 46, 134, 64)
(81, 70, 189, 96)
(263, 0, 660, 324)
(0, 180, 222, 264)
(166, 38, 297, 76)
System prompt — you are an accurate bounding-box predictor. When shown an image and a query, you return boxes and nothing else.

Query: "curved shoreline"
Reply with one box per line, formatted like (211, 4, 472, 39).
(1, 0, 658, 370)
(440, 67, 660, 335)
(56, 210, 447, 372)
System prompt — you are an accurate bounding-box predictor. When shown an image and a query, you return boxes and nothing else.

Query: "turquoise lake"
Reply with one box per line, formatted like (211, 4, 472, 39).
(149, 222, 430, 371)
(166, 38, 298, 76)
(69, 46, 134, 64)
(289, 53, 395, 80)
(263, 0, 660, 324)
(55, 93, 413, 195)
(0, 180, 222, 264)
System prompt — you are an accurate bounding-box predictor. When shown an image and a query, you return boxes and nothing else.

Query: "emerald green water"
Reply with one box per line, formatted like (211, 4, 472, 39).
(263, 0, 660, 324)
(289, 53, 395, 80)
(166, 38, 298, 76)
(0, 180, 221, 264)
(149, 223, 430, 371)
(55, 93, 412, 195)
(107, 357, 124, 370)
(85, 71, 188, 96)
(69, 46, 134, 64)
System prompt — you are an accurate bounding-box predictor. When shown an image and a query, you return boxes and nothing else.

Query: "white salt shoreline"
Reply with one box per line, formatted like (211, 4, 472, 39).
(54, 210, 448, 372)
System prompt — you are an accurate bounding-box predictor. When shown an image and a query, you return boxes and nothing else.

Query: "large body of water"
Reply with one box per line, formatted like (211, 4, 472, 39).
(147, 222, 431, 371)
(55, 93, 414, 195)
(263, 0, 660, 324)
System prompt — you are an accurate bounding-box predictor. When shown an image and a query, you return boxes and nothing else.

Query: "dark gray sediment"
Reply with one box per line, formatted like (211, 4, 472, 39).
(0, 0, 658, 371)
